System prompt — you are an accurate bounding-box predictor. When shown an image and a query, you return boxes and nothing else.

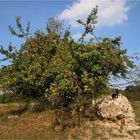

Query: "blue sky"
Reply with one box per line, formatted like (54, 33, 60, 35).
(0, 0, 140, 67)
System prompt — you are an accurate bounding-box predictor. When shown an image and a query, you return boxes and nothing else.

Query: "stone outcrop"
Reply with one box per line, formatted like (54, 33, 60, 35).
(93, 94, 139, 131)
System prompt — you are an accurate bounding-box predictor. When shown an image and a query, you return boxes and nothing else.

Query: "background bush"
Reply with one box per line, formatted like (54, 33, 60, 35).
(123, 84, 140, 101)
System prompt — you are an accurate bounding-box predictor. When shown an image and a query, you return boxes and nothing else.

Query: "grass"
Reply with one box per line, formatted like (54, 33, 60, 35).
(0, 108, 55, 139)
(131, 101, 140, 127)
(0, 103, 74, 139)
(0, 103, 99, 139)
(0, 100, 139, 139)
(131, 101, 140, 118)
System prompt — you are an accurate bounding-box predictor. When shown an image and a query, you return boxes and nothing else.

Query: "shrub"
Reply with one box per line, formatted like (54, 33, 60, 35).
(0, 7, 134, 109)
(123, 84, 140, 101)
(32, 99, 49, 112)
(0, 93, 14, 103)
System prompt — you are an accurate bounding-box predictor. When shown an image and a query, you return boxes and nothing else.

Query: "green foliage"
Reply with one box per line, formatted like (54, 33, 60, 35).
(0, 7, 134, 108)
(9, 16, 30, 38)
(123, 84, 140, 101)
(46, 17, 63, 35)
(0, 92, 24, 103)
(0, 93, 14, 103)
(77, 6, 98, 42)
(32, 98, 49, 112)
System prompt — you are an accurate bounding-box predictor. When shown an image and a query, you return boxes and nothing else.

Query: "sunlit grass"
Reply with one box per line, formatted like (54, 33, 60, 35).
(0, 99, 139, 139)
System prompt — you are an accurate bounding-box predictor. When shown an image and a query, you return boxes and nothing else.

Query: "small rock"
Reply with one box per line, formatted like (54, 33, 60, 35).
(8, 115, 19, 119)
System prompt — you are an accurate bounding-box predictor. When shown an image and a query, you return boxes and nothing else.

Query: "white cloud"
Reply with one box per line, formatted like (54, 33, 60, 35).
(59, 0, 130, 27)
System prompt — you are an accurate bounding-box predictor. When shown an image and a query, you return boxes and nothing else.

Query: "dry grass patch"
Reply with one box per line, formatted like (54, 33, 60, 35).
(0, 110, 56, 139)
(0, 101, 139, 139)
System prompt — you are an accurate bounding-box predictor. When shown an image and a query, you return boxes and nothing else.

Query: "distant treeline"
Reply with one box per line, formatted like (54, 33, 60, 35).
(123, 84, 140, 101)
